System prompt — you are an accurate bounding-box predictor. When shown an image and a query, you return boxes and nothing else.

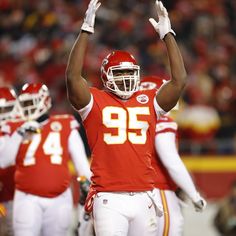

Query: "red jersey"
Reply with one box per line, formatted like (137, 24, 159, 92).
(82, 87, 160, 192)
(0, 166, 15, 202)
(0, 121, 21, 202)
(152, 115, 178, 191)
(14, 114, 79, 197)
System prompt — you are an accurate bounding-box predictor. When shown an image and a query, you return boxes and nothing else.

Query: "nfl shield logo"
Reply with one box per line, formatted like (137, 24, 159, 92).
(103, 199, 108, 205)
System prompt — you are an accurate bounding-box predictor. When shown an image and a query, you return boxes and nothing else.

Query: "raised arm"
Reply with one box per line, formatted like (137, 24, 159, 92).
(66, 0, 101, 110)
(149, 1, 187, 112)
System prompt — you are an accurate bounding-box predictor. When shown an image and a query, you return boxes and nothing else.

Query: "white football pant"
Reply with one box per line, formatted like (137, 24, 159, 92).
(13, 188, 73, 236)
(156, 189, 184, 236)
(93, 189, 163, 236)
(78, 203, 95, 236)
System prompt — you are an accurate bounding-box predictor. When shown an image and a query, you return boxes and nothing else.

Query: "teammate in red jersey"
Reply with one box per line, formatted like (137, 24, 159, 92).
(0, 83, 92, 236)
(0, 87, 22, 236)
(140, 76, 207, 236)
(66, 0, 187, 235)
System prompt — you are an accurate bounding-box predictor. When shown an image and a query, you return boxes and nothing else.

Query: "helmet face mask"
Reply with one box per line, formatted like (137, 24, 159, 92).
(18, 83, 52, 121)
(0, 87, 20, 123)
(101, 51, 140, 99)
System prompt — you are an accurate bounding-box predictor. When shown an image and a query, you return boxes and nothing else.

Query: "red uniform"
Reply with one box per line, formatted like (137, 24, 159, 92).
(152, 116, 178, 191)
(0, 167, 15, 202)
(0, 122, 21, 202)
(83, 87, 158, 192)
(14, 114, 79, 197)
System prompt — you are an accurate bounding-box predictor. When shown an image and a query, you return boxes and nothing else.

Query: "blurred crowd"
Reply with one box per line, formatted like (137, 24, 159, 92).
(0, 0, 235, 154)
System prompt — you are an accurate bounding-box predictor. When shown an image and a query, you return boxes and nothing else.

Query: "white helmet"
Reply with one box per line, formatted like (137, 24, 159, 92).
(18, 83, 52, 120)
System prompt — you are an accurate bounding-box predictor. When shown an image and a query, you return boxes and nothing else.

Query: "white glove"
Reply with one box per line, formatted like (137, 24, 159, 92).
(192, 192, 207, 212)
(81, 0, 101, 34)
(17, 121, 40, 136)
(149, 1, 176, 40)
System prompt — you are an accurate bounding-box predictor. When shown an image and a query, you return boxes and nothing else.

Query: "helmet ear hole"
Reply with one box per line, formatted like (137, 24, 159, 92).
(101, 51, 140, 99)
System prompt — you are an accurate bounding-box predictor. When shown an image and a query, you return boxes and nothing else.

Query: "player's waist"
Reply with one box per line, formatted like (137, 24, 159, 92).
(101, 191, 151, 196)
(93, 184, 155, 192)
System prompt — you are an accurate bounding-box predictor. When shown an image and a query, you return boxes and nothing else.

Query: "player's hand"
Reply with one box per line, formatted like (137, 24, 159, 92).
(81, 0, 101, 34)
(149, 1, 176, 40)
(78, 176, 91, 205)
(175, 188, 189, 208)
(192, 192, 207, 212)
(17, 121, 40, 136)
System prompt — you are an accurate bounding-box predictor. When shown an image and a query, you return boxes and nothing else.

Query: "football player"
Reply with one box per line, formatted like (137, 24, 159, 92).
(66, 0, 187, 235)
(0, 83, 92, 236)
(0, 87, 22, 236)
(140, 76, 207, 236)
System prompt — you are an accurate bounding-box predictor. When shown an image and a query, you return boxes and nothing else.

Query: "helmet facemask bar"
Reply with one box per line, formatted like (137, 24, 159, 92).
(19, 88, 51, 121)
(0, 100, 16, 122)
(103, 64, 140, 99)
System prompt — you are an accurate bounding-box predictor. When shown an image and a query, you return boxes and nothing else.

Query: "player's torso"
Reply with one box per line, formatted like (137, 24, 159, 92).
(15, 114, 77, 197)
(152, 116, 178, 191)
(84, 88, 158, 192)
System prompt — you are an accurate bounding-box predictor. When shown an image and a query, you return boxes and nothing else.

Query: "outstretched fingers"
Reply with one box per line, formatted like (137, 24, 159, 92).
(155, 1, 168, 17)
(149, 18, 158, 28)
(88, 0, 101, 11)
(95, 2, 101, 11)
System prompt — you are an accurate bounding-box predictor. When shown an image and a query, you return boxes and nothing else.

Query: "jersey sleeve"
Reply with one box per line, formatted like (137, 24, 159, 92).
(78, 94, 94, 121)
(68, 129, 92, 180)
(155, 132, 199, 201)
(154, 97, 167, 118)
(0, 132, 22, 168)
(0, 121, 23, 168)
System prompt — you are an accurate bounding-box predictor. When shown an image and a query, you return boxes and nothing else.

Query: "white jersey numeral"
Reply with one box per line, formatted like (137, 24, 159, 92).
(23, 134, 40, 166)
(127, 107, 150, 144)
(23, 132, 63, 166)
(43, 132, 63, 164)
(103, 106, 150, 144)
